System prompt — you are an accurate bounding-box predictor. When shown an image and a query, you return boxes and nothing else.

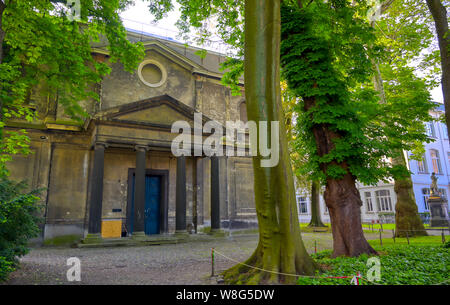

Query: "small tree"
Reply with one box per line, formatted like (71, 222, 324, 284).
(0, 178, 42, 281)
(0, 0, 145, 174)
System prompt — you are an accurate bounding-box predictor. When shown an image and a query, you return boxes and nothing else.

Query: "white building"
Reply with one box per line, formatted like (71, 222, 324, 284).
(296, 104, 449, 224)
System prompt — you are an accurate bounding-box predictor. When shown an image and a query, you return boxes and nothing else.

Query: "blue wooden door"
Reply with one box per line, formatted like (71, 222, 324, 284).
(145, 176, 161, 235)
(129, 175, 161, 235)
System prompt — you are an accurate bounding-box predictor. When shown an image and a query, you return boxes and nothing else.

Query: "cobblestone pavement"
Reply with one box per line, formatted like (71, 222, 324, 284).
(3, 232, 389, 285)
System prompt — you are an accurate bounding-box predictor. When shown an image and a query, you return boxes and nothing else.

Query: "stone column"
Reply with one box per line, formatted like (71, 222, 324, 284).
(211, 155, 221, 232)
(85, 142, 106, 242)
(175, 155, 187, 233)
(133, 145, 147, 238)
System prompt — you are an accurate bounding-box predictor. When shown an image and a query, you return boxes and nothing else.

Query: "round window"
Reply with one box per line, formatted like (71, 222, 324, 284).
(137, 60, 167, 88)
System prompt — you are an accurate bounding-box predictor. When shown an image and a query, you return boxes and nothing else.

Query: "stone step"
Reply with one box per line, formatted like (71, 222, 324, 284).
(76, 236, 184, 248)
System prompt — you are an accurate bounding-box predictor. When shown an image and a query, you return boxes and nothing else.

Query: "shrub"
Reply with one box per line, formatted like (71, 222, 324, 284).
(0, 177, 42, 281)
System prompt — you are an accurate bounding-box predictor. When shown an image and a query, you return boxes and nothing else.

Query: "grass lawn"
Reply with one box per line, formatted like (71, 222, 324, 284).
(362, 223, 396, 231)
(297, 236, 449, 285)
(299, 223, 332, 233)
(368, 235, 446, 246)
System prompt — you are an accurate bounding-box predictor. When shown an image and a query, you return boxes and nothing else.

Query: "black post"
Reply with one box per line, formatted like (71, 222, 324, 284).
(193, 157, 198, 234)
(133, 146, 147, 235)
(87, 143, 106, 237)
(211, 156, 220, 232)
(175, 155, 187, 233)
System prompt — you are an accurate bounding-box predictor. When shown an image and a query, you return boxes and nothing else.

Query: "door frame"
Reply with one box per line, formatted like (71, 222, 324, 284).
(126, 168, 169, 235)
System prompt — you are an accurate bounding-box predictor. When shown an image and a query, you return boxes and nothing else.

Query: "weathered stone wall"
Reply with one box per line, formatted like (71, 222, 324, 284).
(100, 49, 195, 111)
(5, 40, 257, 243)
(45, 143, 90, 240)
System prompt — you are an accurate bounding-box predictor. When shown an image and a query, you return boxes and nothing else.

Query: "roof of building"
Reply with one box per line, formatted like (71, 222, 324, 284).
(91, 28, 240, 82)
(433, 102, 445, 112)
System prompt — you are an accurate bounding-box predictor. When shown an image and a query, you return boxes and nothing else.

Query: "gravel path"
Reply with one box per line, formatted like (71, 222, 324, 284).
(2, 232, 388, 285)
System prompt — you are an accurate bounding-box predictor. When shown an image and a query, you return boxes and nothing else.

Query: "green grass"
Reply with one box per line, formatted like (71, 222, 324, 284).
(299, 223, 332, 233)
(362, 223, 396, 231)
(297, 236, 449, 285)
(368, 235, 446, 246)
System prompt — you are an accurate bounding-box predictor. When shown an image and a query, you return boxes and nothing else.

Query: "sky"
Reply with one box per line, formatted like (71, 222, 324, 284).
(120, 1, 444, 104)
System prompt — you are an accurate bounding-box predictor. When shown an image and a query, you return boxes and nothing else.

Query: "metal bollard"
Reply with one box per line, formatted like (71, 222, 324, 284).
(211, 248, 215, 277)
(379, 229, 382, 246)
(442, 229, 446, 244)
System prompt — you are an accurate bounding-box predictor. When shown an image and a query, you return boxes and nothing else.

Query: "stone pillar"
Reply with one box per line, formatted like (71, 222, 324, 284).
(85, 142, 106, 242)
(133, 145, 147, 238)
(211, 155, 221, 232)
(175, 155, 187, 233)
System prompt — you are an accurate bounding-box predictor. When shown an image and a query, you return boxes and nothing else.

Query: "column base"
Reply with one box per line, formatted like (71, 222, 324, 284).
(175, 230, 189, 236)
(82, 233, 103, 244)
(131, 231, 148, 240)
(209, 229, 227, 237)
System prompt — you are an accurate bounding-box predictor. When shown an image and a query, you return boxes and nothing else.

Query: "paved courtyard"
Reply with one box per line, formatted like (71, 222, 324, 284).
(3, 232, 390, 285)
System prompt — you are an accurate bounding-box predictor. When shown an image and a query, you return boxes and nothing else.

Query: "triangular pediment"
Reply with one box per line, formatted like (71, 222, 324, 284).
(95, 95, 211, 129)
(116, 103, 193, 126)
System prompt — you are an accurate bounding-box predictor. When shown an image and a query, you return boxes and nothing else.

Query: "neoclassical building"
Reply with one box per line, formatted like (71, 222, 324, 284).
(6, 30, 257, 244)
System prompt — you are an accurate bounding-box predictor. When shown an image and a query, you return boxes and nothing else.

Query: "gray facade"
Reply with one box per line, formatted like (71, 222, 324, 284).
(6, 31, 257, 243)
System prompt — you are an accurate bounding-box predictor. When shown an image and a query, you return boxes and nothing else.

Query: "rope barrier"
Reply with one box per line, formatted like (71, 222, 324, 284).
(211, 248, 449, 286)
(211, 248, 362, 285)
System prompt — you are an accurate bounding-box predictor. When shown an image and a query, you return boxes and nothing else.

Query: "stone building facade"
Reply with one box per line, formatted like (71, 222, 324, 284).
(6, 30, 257, 244)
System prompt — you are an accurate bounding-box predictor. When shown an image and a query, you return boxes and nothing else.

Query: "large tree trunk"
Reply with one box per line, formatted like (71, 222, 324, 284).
(304, 98, 377, 257)
(392, 152, 428, 237)
(426, 0, 450, 129)
(222, 0, 317, 284)
(308, 180, 326, 227)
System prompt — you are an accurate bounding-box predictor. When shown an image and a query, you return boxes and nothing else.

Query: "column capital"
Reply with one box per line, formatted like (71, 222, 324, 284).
(94, 142, 108, 149)
(135, 145, 149, 152)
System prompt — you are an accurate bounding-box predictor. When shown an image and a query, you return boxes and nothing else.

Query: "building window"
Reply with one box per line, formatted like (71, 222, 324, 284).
(364, 192, 374, 212)
(422, 188, 430, 210)
(375, 190, 393, 212)
(297, 196, 308, 214)
(425, 122, 436, 137)
(448, 152, 450, 170)
(442, 124, 448, 139)
(323, 203, 328, 214)
(417, 154, 428, 173)
(137, 59, 167, 88)
(239, 101, 248, 123)
(430, 149, 442, 174)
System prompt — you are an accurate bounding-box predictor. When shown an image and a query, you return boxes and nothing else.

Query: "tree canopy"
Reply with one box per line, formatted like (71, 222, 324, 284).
(0, 0, 145, 175)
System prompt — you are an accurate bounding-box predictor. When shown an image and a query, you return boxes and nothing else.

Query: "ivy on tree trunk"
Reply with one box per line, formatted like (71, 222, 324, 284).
(392, 152, 428, 237)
